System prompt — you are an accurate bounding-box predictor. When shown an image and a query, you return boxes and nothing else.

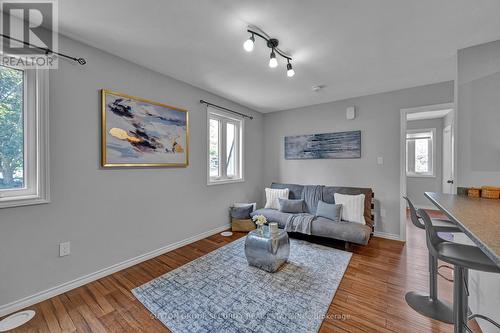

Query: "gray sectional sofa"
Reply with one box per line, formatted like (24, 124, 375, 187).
(250, 182, 374, 246)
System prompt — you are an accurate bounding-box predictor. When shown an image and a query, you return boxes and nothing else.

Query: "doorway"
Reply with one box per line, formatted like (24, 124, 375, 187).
(399, 103, 455, 241)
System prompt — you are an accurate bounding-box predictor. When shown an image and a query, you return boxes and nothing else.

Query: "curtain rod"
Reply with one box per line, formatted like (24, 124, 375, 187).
(200, 100, 253, 120)
(0, 34, 87, 65)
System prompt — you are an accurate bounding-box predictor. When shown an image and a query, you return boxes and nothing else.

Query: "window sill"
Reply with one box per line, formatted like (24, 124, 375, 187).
(0, 195, 50, 208)
(406, 173, 436, 178)
(207, 178, 245, 186)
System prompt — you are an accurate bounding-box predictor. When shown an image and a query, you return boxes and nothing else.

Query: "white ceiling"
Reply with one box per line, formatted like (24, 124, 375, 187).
(57, 0, 500, 112)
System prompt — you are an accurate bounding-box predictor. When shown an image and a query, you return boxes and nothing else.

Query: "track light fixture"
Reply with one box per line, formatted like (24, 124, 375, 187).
(243, 26, 294, 77)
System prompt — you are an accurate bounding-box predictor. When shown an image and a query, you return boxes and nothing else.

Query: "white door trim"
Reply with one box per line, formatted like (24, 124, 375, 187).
(399, 102, 454, 242)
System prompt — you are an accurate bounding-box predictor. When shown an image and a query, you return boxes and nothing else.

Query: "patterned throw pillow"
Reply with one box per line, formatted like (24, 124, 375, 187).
(333, 193, 366, 224)
(265, 188, 289, 210)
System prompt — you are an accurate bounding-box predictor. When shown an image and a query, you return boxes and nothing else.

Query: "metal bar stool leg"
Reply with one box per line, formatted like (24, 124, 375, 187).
(405, 252, 454, 323)
(453, 266, 467, 333)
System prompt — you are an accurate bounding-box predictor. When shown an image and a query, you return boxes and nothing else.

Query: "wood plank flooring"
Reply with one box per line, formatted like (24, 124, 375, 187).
(4, 212, 481, 332)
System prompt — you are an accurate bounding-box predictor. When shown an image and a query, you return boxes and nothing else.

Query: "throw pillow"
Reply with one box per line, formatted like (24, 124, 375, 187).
(231, 204, 254, 219)
(233, 202, 257, 212)
(265, 188, 289, 210)
(278, 198, 304, 213)
(334, 193, 366, 224)
(315, 200, 342, 222)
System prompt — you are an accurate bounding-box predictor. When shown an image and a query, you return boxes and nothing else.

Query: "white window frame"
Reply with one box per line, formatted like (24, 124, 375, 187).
(0, 66, 49, 208)
(207, 107, 244, 185)
(406, 128, 436, 178)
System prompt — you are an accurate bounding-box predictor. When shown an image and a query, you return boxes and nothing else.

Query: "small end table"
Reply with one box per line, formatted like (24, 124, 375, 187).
(244, 226, 290, 272)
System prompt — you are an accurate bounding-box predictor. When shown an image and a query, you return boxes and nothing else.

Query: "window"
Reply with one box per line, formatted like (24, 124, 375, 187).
(207, 107, 243, 184)
(406, 129, 435, 177)
(0, 64, 49, 207)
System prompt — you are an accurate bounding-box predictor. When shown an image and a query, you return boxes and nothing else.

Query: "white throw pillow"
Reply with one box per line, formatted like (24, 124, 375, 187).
(265, 188, 289, 210)
(334, 193, 366, 224)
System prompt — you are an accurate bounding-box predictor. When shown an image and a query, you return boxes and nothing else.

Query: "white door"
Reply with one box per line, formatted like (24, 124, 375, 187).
(442, 124, 454, 193)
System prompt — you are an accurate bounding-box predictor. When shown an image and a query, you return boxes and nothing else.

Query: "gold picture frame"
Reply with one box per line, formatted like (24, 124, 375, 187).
(101, 89, 189, 167)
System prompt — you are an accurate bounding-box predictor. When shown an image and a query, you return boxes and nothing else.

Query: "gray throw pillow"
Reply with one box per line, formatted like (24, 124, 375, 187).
(315, 200, 342, 222)
(278, 198, 304, 213)
(231, 205, 254, 219)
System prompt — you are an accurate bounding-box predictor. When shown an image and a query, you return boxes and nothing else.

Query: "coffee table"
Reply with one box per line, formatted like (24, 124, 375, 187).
(244, 226, 290, 272)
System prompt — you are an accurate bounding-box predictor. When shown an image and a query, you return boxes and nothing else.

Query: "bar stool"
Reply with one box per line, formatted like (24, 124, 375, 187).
(404, 196, 462, 324)
(419, 209, 500, 333)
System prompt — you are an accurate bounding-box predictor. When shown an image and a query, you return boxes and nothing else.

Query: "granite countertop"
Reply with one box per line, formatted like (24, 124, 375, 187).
(425, 192, 500, 267)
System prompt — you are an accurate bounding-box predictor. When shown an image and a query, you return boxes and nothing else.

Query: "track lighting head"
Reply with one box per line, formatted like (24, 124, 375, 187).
(244, 27, 294, 76)
(286, 62, 295, 77)
(243, 34, 255, 52)
(269, 49, 278, 68)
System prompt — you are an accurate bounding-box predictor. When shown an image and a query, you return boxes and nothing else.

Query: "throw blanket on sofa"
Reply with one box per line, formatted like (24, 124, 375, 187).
(285, 213, 315, 235)
(301, 185, 323, 214)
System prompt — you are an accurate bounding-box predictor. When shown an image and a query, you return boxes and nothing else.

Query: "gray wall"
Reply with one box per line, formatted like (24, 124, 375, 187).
(406, 118, 443, 207)
(457, 40, 500, 333)
(457, 40, 500, 187)
(263, 82, 454, 236)
(0, 35, 264, 307)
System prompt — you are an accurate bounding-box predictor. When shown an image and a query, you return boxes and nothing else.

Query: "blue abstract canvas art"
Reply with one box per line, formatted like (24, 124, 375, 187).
(285, 130, 361, 159)
(101, 90, 188, 167)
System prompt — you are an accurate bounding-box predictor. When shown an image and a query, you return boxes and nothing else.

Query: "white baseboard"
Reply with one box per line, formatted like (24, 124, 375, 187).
(373, 231, 401, 241)
(0, 224, 230, 317)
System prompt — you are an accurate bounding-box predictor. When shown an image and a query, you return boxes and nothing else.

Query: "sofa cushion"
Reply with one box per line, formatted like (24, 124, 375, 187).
(271, 183, 304, 200)
(311, 217, 372, 245)
(265, 188, 289, 210)
(278, 198, 304, 213)
(315, 201, 342, 222)
(250, 208, 292, 228)
(230, 205, 254, 219)
(322, 186, 373, 228)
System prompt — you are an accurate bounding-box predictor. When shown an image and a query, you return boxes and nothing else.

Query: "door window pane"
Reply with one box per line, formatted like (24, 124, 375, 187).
(414, 138, 429, 173)
(0, 65, 24, 190)
(226, 123, 236, 177)
(209, 118, 220, 177)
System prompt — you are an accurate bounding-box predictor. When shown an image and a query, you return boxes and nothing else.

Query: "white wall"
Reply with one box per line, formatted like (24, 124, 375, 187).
(0, 35, 265, 309)
(406, 118, 443, 208)
(263, 82, 454, 236)
(457, 40, 500, 333)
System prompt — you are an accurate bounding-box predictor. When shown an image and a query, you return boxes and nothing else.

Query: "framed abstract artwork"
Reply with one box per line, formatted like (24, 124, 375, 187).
(101, 90, 189, 167)
(285, 130, 361, 159)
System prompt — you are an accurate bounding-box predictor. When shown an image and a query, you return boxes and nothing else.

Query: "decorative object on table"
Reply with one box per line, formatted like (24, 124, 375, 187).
(468, 187, 481, 198)
(252, 214, 267, 232)
(481, 186, 500, 199)
(245, 225, 290, 272)
(264, 187, 289, 209)
(230, 203, 256, 232)
(101, 89, 188, 167)
(132, 237, 351, 333)
(285, 130, 361, 160)
(269, 222, 279, 235)
(220, 231, 233, 237)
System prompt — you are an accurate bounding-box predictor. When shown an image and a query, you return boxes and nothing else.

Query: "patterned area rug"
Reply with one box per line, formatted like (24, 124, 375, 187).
(132, 237, 352, 333)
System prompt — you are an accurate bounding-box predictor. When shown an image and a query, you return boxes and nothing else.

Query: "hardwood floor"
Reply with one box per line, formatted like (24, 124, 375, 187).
(4, 212, 481, 332)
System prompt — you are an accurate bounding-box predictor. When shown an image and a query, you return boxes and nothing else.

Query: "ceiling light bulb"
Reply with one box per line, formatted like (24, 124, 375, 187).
(286, 62, 295, 77)
(243, 35, 255, 52)
(269, 50, 278, 68)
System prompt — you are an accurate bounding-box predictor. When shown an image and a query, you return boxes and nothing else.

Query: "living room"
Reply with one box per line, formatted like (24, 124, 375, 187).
(0, 1, 499, 332)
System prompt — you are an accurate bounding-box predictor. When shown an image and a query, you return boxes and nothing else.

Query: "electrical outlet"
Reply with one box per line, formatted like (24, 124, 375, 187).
(380, 209, 387, 218)
(59, 241, 70, 257)
(377, 156, 384, 165)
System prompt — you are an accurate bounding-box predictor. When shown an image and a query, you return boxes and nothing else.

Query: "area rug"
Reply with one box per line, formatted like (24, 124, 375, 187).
(132, 237, 352, 333)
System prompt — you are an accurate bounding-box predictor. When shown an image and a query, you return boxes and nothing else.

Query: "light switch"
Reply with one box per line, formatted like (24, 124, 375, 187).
(377, 157, 384, 165)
